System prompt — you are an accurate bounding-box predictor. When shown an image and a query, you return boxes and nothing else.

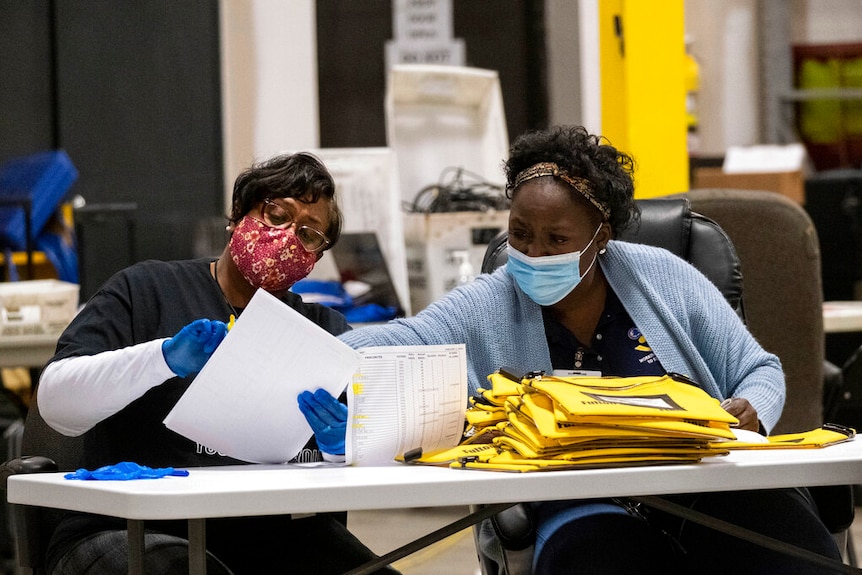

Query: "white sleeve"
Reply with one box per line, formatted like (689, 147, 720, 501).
(37, 339, 177, 437)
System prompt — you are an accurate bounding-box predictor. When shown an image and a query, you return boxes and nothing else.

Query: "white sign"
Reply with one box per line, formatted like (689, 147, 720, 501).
(385, 39, 466, 70)
(387, 0, 465, 70)
(393, 0, 453, 42)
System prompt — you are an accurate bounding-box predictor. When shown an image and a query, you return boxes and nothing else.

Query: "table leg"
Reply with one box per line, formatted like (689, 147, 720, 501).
(188, 518, 207, 575)
(127, 520, 145, 575)
(631, 495, 858, 573)
(344, 502, 515, 575)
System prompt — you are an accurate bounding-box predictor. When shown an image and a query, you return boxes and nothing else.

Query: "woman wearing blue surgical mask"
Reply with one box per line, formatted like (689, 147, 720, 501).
(301, 125, 841, 574)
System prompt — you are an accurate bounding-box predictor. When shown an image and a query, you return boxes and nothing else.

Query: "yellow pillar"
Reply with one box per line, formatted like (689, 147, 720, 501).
(598, 0, 689, 198)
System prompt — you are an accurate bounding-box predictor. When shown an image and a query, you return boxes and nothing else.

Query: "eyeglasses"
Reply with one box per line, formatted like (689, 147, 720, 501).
(257, 198, 331, 253)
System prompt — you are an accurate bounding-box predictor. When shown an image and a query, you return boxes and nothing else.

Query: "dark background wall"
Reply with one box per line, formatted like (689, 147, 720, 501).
(316, 0, 547, 148)
(0, 0, 223, 299)
(0, 1, 55, 161)
(2, 0, 548, 299)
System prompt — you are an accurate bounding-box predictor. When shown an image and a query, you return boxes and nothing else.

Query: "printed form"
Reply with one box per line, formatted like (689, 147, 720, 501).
(348, 344, 467, 465)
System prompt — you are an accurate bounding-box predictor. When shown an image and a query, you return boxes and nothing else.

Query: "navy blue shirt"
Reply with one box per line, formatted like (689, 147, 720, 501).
(543, 288, 665, 377)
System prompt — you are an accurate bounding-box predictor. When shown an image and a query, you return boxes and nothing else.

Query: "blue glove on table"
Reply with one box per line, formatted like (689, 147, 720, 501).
(65, 461, 190, 481)
(297, 389, 348, 455)
(162, 318, 228, 377)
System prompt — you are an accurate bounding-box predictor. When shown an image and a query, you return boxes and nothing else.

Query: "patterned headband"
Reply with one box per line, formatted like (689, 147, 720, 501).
(511, 162, 610, 220)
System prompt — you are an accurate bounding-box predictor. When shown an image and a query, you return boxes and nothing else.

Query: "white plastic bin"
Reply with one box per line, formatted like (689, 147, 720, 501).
(0, 280, 79, 337)
(385, 64, 509, 207)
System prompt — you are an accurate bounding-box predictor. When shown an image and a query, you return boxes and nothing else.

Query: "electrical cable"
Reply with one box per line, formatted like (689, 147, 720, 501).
(405, 166, 509, 213)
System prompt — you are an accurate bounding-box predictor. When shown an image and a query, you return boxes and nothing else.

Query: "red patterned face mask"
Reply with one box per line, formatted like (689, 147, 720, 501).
(229, 215, 317, 292)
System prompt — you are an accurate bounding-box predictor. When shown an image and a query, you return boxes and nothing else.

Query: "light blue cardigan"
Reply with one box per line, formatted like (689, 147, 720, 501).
(340, 240, 785, 432)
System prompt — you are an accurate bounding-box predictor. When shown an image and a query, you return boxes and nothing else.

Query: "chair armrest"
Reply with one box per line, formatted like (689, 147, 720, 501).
(0, 455, 59, 571)
(490, 503, 536, 551)
(0, 455, 58, 486)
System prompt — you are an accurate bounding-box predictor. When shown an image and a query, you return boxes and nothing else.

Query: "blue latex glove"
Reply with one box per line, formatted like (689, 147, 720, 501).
(65, 461, 190, 481)
(161, 318, 228, 377)
(297, 389, 348, 455)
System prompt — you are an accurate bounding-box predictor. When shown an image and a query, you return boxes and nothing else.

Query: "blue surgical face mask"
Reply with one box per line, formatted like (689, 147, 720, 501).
(505, 224, 602, 306)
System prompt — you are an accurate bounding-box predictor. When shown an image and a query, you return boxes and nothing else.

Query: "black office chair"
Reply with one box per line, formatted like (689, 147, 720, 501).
(475, 196, 855, 575)
(0, 382, 85, 574)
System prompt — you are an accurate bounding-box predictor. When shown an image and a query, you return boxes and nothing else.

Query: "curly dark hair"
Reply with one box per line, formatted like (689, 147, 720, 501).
(504, 125, 639, 237)
(229, 152, 343, 250)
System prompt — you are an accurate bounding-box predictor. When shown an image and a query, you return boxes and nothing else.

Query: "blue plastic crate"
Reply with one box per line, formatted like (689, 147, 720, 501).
(0, 150, 78, 251)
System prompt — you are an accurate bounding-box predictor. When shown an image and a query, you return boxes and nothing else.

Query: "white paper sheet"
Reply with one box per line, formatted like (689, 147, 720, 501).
(164, 289, 360, 463)
(346, 344, 467, 465)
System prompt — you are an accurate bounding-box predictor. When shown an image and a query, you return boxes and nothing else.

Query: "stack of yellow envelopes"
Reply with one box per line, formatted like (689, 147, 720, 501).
(412, 371, 738, 472)
(408, 371, 856, 472)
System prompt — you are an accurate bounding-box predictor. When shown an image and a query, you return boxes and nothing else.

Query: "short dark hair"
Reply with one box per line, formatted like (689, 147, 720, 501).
(504, 125, 639, 237)
(229, 152, 343, 249)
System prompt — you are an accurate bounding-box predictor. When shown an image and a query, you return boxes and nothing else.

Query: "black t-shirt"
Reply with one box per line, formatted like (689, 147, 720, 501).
(47, 258, 352, 570)
(51, 257, 350, 469)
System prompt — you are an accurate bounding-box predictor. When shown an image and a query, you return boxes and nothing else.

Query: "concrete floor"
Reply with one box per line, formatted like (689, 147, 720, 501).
(349, 506, 480, 575)
(350, 504, 862, 574)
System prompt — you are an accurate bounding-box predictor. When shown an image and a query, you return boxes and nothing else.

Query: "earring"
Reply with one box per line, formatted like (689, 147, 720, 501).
(599, 248, 607, 255)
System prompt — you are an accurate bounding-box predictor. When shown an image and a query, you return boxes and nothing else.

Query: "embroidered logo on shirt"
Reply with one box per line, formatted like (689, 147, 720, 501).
(628, 327, 652, 352)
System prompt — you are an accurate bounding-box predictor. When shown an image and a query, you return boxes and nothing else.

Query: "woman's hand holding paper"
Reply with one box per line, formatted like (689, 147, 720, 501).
(298, 389, 348, 455)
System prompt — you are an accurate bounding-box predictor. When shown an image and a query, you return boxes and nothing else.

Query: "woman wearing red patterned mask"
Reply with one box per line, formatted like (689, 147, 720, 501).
(221, 152, 341, 301)
(35, 153, 398, 574)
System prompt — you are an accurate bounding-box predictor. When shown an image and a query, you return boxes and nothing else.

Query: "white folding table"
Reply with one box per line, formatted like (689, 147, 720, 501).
(824, 301, 862, 334)
(8, 439, 862, 574)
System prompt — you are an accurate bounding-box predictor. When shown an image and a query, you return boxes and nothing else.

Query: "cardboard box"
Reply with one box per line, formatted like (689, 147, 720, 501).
(0, 280, 79, 337)
(692, 167, 806, 205)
